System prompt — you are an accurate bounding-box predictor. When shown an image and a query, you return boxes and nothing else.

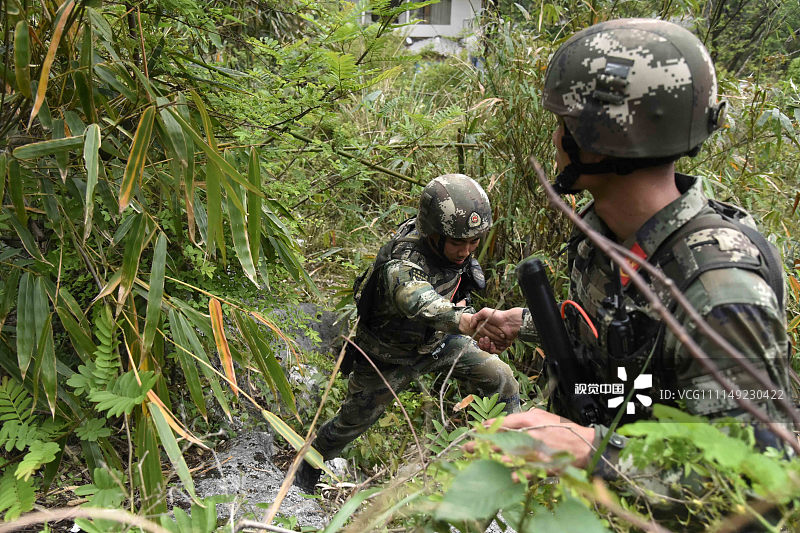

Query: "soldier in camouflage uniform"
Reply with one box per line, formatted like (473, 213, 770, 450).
(471, 18, 793, 504)
(295, 174, 520, 492)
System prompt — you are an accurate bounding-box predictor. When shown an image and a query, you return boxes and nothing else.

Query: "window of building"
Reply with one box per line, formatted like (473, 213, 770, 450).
(415, 0, 451, 25)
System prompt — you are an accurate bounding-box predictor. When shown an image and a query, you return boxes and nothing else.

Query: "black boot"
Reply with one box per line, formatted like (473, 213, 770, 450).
(294, 460, 321, 493)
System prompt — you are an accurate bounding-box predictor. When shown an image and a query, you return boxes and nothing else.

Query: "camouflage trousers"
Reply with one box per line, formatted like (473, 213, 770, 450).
(313, 334, 520, 460)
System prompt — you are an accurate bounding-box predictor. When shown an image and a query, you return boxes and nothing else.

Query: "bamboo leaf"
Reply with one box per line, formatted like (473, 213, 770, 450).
(3, 209, 50, 265)
(36, 312, 57, 417)
(260, 410, 326, 470)
(143, 233, 167, 355)
(0, 270, 20, 333)
(16, 273, 34, 378)
(0, 153, 6, 206)
(225, 182, 257, 285)
(157, 100, 188, 168)
(29, 0, 76, 127)
(180, 95, 197, 243)
(94, 64, 137, 103)
(55, 304, 96, 363)
(234, 311, 296, 414)
(7, 159, 27, 224)
(205, 163, 222, 258)
(12, 136, 85, 160)
(92, 269, 122, 304)
(175, 313, 231, 421)
(189, 89, 217, 151)
(321, 488, 382, 533)
(146, 390, 206, 447)
(86, 7, 112, 43)
(209, 298, 238, 397)
(30, 278, 52, 411)
(52, 120, 69, 182)
(120, 106, 156, 212)
(75, 71, 97, 127)
(116, 214, 147, 310)
(83, 124, 101, 241)
(13, 21, 31, 99)
(247, 147, 261, 264)
(147, 402, 200, 503)
(233, 312, 275, 397)
(168, 310, 207, 420)
(167, 110, 262, 196)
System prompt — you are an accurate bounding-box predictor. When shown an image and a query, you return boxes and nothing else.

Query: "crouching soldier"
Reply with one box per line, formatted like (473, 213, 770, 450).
(295, 174, 520, 492)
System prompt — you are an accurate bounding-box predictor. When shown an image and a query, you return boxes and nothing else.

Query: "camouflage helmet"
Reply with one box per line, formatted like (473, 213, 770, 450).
(543, 18, 726, 160)
(418, 174, 492, 239)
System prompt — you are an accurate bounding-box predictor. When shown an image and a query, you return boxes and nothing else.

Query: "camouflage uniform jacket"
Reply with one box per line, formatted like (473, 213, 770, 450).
(355, 218, 475, 364)
(521, 174, 792, 469)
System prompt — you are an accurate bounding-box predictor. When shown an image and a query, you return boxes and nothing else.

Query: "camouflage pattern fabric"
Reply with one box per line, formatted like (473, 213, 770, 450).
(519, 173, 792, 495)
(314, 222, 519, 460)
(356, 219, 475, 362)
(543, 19, 724, 159)
(314, 335, 520, 460)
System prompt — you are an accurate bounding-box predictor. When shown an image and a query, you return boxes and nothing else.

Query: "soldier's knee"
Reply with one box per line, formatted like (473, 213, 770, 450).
(492, 361, 519, 398)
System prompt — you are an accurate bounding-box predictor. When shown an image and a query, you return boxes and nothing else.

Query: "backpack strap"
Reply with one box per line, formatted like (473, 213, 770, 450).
(352, 218, 421, 321)
(648, 202, 788, 373)
(651, 204, 783, 307)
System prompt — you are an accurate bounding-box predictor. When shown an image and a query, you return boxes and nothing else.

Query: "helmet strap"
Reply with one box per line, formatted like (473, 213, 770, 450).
(425, 235, 469, 268)
(553, 125, 684, 195)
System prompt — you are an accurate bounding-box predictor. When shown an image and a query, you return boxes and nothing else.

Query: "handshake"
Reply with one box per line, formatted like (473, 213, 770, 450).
(459, 307, 526, 354)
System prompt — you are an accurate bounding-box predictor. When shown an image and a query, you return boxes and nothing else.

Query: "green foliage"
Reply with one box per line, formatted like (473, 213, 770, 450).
(426, 419, 469, 454)
(0, 470, 35, 521)
(467, 394, 506, 425)
(88, 371, 158, 419)
(74, 418, 113, 442)
(15, 441, 61, 481)
(0, 376, 36, 451)
(789, 58, 800, 82)
(159, 496, 229, 533)
(434, 459, 526, 522)
(521, 498, 611, 533)
(621, 405, 800, 505)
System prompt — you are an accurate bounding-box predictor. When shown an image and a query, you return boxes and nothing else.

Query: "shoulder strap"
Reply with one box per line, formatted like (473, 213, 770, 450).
(649, 202, 788, 369)
(353, 218, 419, 319)
(651, 203, 783, 306)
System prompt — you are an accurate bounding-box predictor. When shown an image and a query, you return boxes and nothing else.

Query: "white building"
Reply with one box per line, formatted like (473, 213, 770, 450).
(364, 0, 482, 40)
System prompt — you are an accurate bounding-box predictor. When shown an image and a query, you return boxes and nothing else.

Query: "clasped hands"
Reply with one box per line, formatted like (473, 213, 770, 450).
(458, 306, 525, 354)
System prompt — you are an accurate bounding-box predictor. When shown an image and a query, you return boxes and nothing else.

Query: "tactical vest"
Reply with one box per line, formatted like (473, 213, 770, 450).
(556, 199, 784, 426)
(352, 218, 478, 363)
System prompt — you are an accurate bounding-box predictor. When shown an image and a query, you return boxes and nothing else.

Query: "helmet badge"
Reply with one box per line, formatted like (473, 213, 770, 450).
(468, 212, 482, 228)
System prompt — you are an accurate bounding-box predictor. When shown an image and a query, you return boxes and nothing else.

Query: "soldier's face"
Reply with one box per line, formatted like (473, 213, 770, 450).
(443, 236, 480, 264)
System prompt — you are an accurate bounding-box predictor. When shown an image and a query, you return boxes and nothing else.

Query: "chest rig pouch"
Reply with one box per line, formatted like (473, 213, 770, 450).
(558, 199, 783, 426)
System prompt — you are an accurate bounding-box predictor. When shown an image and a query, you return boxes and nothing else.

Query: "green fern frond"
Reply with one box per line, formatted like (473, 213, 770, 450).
(88, 371, 157, 418)
(74, 467, 126, 508)
(66, 363, 97, 396)
(14, 440, 60, 481)
(468, 394, 506, 424)
(92, 306, 120, 386)
(322, 50, 358, 90)
(0, 469, 35, 521)
(0, 376, 35, 425)
(75, 418, 113, 442)
(0, 421, 40, 452)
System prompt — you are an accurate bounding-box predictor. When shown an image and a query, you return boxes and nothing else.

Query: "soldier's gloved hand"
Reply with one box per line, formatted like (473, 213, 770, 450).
(470, 307, 523, 346)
